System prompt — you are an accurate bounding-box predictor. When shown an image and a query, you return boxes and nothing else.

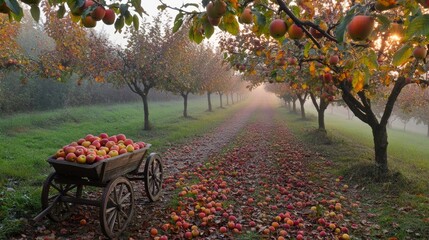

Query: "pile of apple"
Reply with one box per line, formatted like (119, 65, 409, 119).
(53, 133, 146, 164)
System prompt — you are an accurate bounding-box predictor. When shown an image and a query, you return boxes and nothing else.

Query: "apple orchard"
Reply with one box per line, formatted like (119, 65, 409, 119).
(2, 0, 429, 239)
(2, 0, 429, 179)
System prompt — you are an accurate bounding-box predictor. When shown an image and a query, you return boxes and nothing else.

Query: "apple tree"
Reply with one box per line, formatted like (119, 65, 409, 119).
(0, 14, 25, 76)
(113, 14, 171, 130)
(0, 0, 145, 32)
(164, 0, 429, 179)
(161, 26, 206, 118)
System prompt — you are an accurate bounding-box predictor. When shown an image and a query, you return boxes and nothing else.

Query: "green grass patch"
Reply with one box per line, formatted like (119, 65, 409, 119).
(0, 97, 246, 238)
(275, 107, 429, 239)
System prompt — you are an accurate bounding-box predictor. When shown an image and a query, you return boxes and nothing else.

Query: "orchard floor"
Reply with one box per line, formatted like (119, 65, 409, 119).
(14, 99, 401, 240)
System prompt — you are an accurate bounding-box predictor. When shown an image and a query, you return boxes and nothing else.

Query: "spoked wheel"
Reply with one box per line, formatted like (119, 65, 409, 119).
(144, 153, 163, 202)
(100, 177, 135, 239)
(41, 172, 83, 222)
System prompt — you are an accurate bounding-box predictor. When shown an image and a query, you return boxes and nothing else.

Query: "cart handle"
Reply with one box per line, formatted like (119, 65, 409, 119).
(33, 195, 61, 222)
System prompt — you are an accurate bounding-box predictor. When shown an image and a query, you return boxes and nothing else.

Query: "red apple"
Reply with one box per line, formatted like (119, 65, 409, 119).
(100, 139, 109, 146)
(137, 142, 146, 148)
(124, 139, 133, 146)
(77, 138, 85, 145)
(206, 0, 227, 19)
(347, 15, 374, 41)
(86, 153, 96, 164)
(108, 135, 118, 143)
(91, 140, 101, 149)
(95, 155, 104, 162)
(102, 9, 116, 25)
(288, 24, 304, 39)
(110, 145, 120, 151)
(69, 141, 78, 146)
(184, 231, 192, 239)
(82, 15, 97, 28)
(84, 134, 94, 141)
(208, 16, 221, 26)
(91, 5, 105, 21)
(133, 143, 140, 150)
(99, 133, 109, 139)
(219, 226, 227, 233)
(65, 153, 77, 162)
(329, 55, 339, 65)
(105, 141, 116, 149)
(64, 146, 76, 154)
(239, 8, 253, 24)
(269, 19, 287, 39)
(413, 46, 427, 60)
(119, 148, 128, 155)
(75, 148, 85, 156)
(288, 57, 297, 65)
(116, 134, 126, 141)
(56, 149, 66, 158)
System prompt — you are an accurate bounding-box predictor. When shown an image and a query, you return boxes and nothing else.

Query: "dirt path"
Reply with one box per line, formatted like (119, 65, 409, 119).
(16, 100, 366, 240)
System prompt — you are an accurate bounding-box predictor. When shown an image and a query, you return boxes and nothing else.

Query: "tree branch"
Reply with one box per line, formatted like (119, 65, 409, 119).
(381, 77, 407, 126)
(309, 92, 320, 112)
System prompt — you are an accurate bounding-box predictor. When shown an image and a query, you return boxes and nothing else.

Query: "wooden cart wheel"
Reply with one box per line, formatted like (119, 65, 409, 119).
(41, 172, 83, 222)
(144, 153, 163, 202)
(100, 177, 135, 239)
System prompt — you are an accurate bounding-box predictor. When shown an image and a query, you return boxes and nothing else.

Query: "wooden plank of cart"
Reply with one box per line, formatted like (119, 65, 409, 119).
(33, 144, 163, 239)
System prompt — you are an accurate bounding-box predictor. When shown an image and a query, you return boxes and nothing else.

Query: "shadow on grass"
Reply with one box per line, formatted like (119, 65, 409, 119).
(342, 163, 416, 194)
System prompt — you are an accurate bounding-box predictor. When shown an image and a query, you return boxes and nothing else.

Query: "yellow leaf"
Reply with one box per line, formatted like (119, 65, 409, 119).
(309, 62, 316, 77)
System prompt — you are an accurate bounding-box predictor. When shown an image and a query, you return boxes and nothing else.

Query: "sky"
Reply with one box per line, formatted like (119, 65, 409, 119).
(98, 0, 201, 47)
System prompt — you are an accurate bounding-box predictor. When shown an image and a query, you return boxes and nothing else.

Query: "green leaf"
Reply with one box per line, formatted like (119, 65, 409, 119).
(57, 4, 66, 18)
(219, 13, 239, 35)
(125, 11, 133, 26)
(335, 10, 356, 43)
(303, 41, 312, 58)
(362, 50, 378, 70)
(290, 5, 301, 17)
(115, 16, 125, 33)
(405, 14, 429, 40)
(392, 43, 412, 66)
(133, 14, 139, 31)
(202, 16, 214, 38)
(157, 4, 167, 11)
(376, 14, 390, 31)
(5, 0, 22, 17)
(173, 12, 184, 33)
(30, 5, 40, 22)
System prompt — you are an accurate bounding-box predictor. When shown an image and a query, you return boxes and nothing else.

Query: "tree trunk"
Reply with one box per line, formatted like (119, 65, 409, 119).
(141, 93, 150, 130)
(182, 93, 188, 118)
(372, 124, 389, 179)
(226, 94, 229, 105)
(297, 95, 306, 119)
(219, 93, 223, 108)
(207, 91, 212, 112)
(231, 93, 234, 104)
(292, 99, 297, 113)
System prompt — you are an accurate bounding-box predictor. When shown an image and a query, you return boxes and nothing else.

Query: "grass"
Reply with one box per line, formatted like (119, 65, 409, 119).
(275, 106, 429, 238)
(0, 97, 246, 238)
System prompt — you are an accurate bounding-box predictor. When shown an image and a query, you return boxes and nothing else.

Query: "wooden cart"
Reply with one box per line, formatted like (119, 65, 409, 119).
(34, 144, 163, 239)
